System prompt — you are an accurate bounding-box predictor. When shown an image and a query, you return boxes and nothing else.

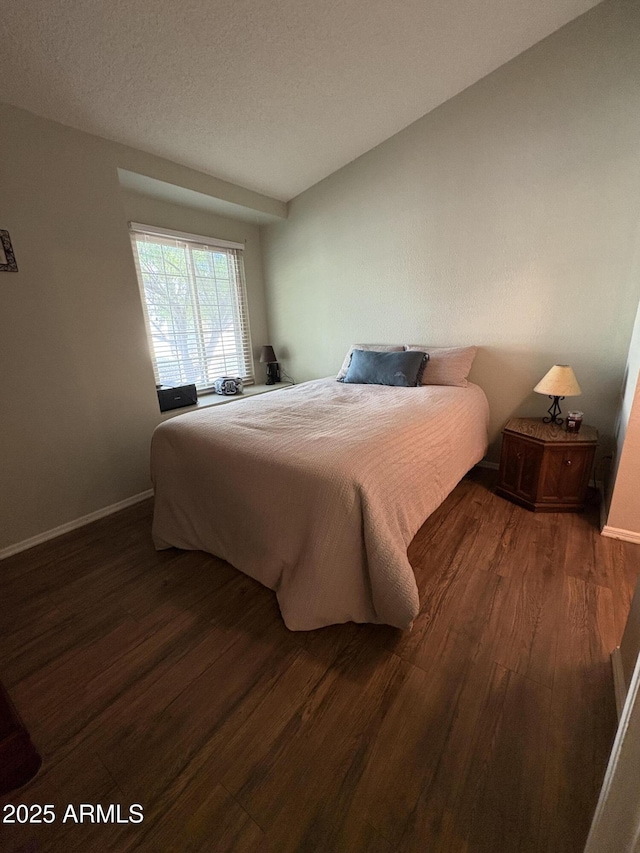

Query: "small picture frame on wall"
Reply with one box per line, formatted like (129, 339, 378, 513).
(0, 230, 18, 271)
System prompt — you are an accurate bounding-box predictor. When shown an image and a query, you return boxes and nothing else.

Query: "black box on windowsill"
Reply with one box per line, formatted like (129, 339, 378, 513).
(157, 384, 198, 412)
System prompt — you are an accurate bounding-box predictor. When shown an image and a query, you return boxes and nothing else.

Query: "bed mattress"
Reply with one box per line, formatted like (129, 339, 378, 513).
(151, 377, 489, 630)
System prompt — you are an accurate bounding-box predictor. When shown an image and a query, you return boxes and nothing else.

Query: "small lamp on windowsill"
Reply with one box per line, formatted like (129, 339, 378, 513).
(260, 345, 281, 385)
(534, 364, 581, 425)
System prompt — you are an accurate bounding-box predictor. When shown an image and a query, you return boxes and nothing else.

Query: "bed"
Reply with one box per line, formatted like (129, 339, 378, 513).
(151, 376, 489, 630)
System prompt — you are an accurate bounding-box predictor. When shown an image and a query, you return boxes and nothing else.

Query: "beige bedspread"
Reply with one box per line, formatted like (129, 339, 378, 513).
(151, 378, 489, 630)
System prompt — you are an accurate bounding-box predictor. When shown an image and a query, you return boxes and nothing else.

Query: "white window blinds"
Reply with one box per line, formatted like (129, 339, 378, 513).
(129, 224, 254, 390)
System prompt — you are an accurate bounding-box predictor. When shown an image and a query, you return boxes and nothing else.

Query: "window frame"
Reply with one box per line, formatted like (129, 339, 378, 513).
(129, 222, 255, 392)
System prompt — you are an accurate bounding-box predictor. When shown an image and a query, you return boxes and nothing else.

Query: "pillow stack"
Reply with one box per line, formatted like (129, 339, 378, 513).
(337, 343, 477, 388)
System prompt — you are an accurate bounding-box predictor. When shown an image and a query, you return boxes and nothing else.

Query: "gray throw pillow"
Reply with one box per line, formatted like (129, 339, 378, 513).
(343, 349, 428, 387)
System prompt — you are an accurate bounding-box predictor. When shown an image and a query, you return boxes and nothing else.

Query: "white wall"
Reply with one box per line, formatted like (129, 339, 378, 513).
(0, 103, 275, 554)
(606, 296, 640, 538)
(261, 0, 640, 460)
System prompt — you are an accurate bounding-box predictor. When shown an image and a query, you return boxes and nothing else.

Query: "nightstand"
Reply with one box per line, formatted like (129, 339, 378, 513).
(496, 417, 598, 512)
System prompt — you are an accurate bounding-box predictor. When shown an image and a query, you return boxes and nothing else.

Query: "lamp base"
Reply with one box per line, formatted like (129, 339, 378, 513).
(542, 395, 565, 425)
(265, 362, 280, 385)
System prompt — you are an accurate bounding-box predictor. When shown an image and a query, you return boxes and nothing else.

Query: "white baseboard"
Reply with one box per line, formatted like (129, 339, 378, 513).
(611, 647, 627, 720)
(0, 490, 154, 560)
(601, 525, 640, 545)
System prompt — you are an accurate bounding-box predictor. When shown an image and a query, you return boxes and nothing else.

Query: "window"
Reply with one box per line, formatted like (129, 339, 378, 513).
(129, 223, 254, 391)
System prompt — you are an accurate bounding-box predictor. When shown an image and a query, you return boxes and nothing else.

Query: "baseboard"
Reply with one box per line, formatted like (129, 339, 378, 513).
(476, 460, 499, 471)
(611, 647, 627, 720)
(0, 490, 154, 560)
(601, 525, 640, 545)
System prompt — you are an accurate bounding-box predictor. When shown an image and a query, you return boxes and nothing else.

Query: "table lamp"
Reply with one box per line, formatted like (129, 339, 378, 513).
(533, 364, 581, 425)
(260, 345, 280, 385)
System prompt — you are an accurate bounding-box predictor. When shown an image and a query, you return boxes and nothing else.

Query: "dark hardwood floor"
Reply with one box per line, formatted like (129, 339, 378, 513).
(1, 469, 638, 852)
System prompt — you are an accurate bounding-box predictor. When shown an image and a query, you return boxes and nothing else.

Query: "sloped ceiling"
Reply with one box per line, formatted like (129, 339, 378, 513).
(0, 0, 602, 201)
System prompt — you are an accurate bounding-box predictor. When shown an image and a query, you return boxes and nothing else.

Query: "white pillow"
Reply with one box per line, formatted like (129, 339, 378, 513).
(405, 345, 478, 387)
(336, 344, 404, 381)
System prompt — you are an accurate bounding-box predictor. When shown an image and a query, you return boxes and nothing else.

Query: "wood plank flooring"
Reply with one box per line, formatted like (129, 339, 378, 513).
(0, 468, 638, 852)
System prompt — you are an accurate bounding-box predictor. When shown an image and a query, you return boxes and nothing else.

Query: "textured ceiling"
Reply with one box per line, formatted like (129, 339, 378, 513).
(0, 0, 601, 201)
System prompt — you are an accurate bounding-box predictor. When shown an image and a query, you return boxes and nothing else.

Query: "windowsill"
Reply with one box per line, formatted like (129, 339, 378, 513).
(158, 381, 294, 421)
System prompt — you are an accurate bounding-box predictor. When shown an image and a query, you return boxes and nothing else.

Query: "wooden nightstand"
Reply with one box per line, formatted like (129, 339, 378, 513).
(497, 417, 598, 512)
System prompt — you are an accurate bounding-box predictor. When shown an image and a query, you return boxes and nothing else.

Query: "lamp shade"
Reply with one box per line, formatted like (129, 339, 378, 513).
(260, 345, 278, 364)
(534, 365, 581, 397)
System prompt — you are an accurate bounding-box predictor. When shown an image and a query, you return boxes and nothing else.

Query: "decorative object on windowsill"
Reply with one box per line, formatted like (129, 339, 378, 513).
(157, 383, 198, 412)
(533, 364, 581, 425)
(260, 345, 281, 385)
(0, 230, 18, 272)
(213, 376, 243, 396)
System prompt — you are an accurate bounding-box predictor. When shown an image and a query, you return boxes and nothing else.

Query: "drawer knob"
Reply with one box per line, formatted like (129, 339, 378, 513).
(564, 459, 572, 467)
